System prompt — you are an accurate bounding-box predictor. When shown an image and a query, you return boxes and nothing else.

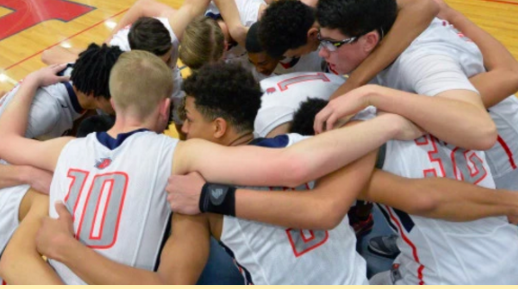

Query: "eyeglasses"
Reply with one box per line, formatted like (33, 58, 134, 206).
(317, 31, 357, 52)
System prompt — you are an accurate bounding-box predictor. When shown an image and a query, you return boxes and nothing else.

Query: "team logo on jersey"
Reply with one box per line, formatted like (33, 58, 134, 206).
(95, 158, 112, 170)
(266, 87, 276, 94)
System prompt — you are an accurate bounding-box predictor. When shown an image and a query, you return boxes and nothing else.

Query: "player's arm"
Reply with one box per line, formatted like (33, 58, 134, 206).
(315, 61, 498, 151)
(213, 0, 248, 48)
(439, 5, 518, 107)
(0, 65, 73, 172)
(361, 169, 518, 221)
(173, 113, 420, 189)
(106, 0, 177, 42)
(168, 0, 211, 41)
(0, 164, 52, 194)
(329, 0, 439, 98)
(0, 192, 63, 285)
(37, 204, 210, 285)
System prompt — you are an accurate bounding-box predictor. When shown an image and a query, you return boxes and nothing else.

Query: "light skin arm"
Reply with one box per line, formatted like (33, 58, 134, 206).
(0, 192, 63, 285)
(173, 114, 420, 189)
(315, 84, 497, 150)
(37, 203, 210, 285)
(0, 65, 73, 172)
(439, 5, 518, 108)
(213, 0, 248, 48)
(167, 0, 211, 41)
(0, 164, 52, 194)
(329, 0, 439, 98)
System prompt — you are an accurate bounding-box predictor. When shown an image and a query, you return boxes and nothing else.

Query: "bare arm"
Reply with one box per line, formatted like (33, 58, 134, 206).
(0, 164, 52, 194)
(37, 204, 210, 285)
(316, 84, 497, 150)
(174, 114, 419, 188)
(0, 192, 63, 285)
(329, 0, 439, 98)
(440, 6, 518, 107)
(168, 0, 211, 41)
(213, 0, 248, 48)
(0, 65, 73, 172)
(361, 170, 518, 221)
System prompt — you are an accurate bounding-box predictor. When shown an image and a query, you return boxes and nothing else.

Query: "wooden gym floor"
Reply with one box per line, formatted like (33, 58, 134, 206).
(0, 0, 517, 136)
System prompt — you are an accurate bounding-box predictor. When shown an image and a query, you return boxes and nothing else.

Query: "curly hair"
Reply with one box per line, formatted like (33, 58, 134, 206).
(290, 98, 328, 136)
(129, 17, 172, 57)
(182, 62, 262, 133)
(71, 43, 123, 100)
(316, 0, 397, 39)
(258, 0, 315, 58)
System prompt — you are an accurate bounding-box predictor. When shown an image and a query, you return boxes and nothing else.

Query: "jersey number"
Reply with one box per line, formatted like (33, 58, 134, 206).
(277, 72, 330, 91)
(66, 169, 129, 249)
(415, 135, 487, 184)
(286, 228, 329, 257)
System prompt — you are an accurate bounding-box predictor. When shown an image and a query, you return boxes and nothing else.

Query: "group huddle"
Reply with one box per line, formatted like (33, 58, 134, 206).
(0, 0, 518, 285)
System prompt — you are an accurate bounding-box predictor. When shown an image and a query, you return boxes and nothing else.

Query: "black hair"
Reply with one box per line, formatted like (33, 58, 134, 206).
(182, 62, 262, 133)
(258, 0, 315, 58)
(71, 43, 123, 100)
(76, 115, 115, 137)
(129, 17, 172, 56)
(245, 22, 264, 53)
(316, 0, 397, 39)
(290, 98, 328, 136)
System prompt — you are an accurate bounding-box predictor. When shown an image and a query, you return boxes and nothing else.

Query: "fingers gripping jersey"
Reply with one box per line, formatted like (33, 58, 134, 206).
(379, 136, 518, 284)
(220, 134, 368, 285)
(48, 131, 177, 284)
(109, 17, 185, 119)
(375, 18, 518, 190)
(255, 72, 345, 137)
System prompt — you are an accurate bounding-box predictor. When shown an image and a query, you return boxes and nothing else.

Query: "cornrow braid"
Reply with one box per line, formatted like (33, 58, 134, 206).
(71, 43, 123, 100)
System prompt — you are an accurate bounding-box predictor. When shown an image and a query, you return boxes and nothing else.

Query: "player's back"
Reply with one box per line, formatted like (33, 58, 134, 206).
(376, 18, 518, 190)
(48, 130, 177, 284)
(255, 72, 345, 137)
(0, 82, 83, 140)
(379, 136, 518, 284)
(219, 134, 368, 285)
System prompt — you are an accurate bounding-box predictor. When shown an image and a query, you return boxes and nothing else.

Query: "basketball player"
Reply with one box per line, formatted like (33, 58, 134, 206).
(313, 0, 518, 190)
(0, 52, 421, 285)
(23, 62, 517, 285)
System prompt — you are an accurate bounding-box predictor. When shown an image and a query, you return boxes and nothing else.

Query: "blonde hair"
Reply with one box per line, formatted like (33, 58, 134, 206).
(109, 50, 173, 119)
(179, 16, 225, 70)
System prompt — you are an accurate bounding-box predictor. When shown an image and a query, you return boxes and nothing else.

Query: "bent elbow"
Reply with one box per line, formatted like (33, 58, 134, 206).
(476, 121, 498, 151)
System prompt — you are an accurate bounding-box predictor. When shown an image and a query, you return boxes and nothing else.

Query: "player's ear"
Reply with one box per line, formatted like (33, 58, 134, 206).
(307, 27, 319, 42)
(160, 98, 171, 120)
(213, 117, 227, 139)
(362, 31, 380, 53)
(223, 40, 230, 52)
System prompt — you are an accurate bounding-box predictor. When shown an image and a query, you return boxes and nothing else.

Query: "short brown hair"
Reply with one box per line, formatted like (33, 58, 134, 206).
(129, 17, 172, 57)
(179, 16, 225, 70)
(109, 51, 173, 119)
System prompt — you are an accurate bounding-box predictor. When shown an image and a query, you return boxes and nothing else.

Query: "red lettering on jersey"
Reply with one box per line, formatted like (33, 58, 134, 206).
(0, 0, 95, 40)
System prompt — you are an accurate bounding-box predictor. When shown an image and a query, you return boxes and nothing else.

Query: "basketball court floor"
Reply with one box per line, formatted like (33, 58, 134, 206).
(1, 0, 517, 135)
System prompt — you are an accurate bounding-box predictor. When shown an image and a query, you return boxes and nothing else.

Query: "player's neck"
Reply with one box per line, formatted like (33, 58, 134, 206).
(225, 131, 254, 147)
(107, 115, 156, 137)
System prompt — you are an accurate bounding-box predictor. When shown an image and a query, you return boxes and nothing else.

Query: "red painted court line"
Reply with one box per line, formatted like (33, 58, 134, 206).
(483, 0, 518, 6)
(4, 8, 129, 71)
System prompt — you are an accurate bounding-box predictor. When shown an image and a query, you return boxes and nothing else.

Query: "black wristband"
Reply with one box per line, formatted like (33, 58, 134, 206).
(199, 183, 236, 216)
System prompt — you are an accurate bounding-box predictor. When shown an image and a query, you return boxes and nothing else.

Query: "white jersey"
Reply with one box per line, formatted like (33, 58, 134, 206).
(220, 134, 367, 285)
(48, 130, 177, 284)
(206, 0, 265, 63)
(378, 135, 518, 284)
(0, 81, 84, 140)
(255, 72, 345, 137)
(375, 18, 518, 190)
(109, 17, 185, 119)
